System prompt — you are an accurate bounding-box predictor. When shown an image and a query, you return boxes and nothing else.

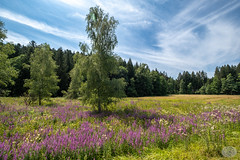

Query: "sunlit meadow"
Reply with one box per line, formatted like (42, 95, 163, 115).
(0, 95, 239, 159)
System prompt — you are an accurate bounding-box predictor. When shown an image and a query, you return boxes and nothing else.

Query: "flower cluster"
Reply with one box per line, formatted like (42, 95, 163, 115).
(0, 101, 239, 159)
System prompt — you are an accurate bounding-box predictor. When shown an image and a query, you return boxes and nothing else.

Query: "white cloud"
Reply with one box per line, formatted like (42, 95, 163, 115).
(0, 8, 87, 42)
(93, 0, 140, 15)
(57, 0, 92, 9)
(55, 0, 154, 28)
(196, 21, 240, 62)
(154, 0, 240, 71)
(116, 47, 194, 71)
(116, 0, 240, 77)
(71, 12, 86, 19)
(122, 20, 152, 28)
(5, 31, 30, 45)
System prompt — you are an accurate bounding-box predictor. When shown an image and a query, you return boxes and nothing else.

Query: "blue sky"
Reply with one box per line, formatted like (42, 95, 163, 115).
(1, 0, 240, 78)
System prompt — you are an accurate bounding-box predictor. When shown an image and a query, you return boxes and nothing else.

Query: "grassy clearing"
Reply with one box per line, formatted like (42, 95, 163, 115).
(136, 94, 240, 105)
(0, 95, 239, 159)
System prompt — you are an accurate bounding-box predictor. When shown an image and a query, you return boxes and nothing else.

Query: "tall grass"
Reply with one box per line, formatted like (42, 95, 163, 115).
(0, 95, 239, 159)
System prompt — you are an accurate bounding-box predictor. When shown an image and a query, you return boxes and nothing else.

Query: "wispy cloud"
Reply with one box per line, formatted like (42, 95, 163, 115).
(167, 0, 240, 40)
(116, 0, 240, 76)
(57, 0, 92, 9)
(0, 8, 87, 42)
(155, 0, 240, 69)
(116, 47, 193, 71)
(55, 0, 154, 28)
(121, 20, 152, 28)
(70, 12, 86, 20)
(5, 31, 30, 45)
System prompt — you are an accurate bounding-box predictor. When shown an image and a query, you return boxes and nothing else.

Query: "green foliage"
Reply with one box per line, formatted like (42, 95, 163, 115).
(151, 70, 162, 96)
(7, 41, 74, 97)
(0, 21, 7, 41)
(0, 21, 18, 96)
(52, 48, 73, 96)
(67, 53, 84, 99)
(135, 64, 153, 96)
(24, 43, 59, 105)
(0, 43, 18, 87)
(210, 77, 221, 94)
(179, 79, 186, 94)
(86, 6, 118, 54)
(187, 82, 193, 94)
(237, 73, 240, 93)
(8, 44, 31, 96)
(79, 52, 126, 112)
(159, 76, 167, 95)
(199, 85, 206, 94)
(167, 78, 177, 94)
(72, 6, 126, 112)
(126, 78, 137, 97)
(127, 59, 135, 80)
(221, 73, 238, 95)
(205, 83, 213, 94)
(205, 77, 221, 95)
(125, 59, 137, 97)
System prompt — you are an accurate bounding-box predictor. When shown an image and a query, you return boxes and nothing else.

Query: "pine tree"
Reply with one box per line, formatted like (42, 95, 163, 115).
(211, 77, 221, 94)
(135, 64, 153, 96)
(221, 73, 237, 95)
(179, 79, 186, 94)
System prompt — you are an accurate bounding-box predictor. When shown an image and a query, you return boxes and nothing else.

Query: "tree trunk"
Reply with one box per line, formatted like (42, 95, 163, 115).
(39, 93, 41, 105)
(98, 101, 101, 113)
(97, 87, 101, 113)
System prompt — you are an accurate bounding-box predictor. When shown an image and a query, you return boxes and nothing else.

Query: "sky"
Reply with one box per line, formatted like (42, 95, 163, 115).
(1, 0, 240, 78)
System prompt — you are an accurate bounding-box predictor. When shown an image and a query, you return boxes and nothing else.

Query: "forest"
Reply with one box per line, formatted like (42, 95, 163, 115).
(1, 39, 240, 98)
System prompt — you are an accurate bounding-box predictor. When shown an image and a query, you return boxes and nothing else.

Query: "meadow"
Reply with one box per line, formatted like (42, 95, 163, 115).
(0, 95, 239, 159)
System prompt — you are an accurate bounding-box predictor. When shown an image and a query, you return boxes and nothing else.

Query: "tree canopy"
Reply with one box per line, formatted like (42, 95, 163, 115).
(0, 21, 18, 96)
(69, 6, 126, 112)
(24, 43, 59, 105)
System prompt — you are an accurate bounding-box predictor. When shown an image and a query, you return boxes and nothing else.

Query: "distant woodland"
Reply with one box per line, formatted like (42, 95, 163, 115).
(1, 41, 239, 97)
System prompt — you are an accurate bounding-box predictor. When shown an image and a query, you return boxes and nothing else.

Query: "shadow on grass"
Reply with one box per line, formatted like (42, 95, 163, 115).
(88, 106, 172, 122)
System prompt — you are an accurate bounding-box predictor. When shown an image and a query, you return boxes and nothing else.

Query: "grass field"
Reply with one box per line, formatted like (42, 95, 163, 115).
(0, 95, 239, 159)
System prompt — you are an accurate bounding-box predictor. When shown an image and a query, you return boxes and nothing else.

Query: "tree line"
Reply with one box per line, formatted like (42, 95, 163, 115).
(1, 6, 240, 109)
(1, 39, 240, 98)
(176, 65, 240, 95)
